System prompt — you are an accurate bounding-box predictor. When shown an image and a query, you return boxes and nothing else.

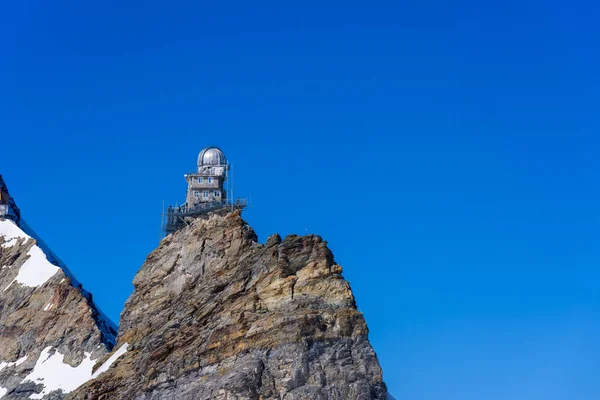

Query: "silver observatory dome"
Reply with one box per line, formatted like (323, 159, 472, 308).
(198, 147, 227, 166)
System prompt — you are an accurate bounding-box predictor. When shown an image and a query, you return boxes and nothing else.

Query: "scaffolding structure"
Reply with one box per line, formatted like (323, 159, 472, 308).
(161, 199, 247, 237)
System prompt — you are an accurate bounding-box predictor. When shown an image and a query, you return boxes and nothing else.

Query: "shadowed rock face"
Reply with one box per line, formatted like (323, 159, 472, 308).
(71, 210, 387, 400)
(0, 175, 20, 224)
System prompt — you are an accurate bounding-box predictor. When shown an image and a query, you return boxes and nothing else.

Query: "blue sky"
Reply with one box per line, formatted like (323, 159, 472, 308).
(1, 0, 599, 397)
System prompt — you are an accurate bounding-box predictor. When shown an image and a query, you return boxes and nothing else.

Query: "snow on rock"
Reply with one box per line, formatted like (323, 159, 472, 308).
(23, 347, 95, 399)
(1, 219, 60, 291)
(21, 344, 129, 399)
(15, 356, 28, 367)
(92, 343, 129, 379)
(0, 356, 28, 372)
(1, 238, 18, 248)
(3, 246, 60, 292)
(0, 219, 30, 247)
(16, 219, 118, 344)
(0, 178, 119, 399)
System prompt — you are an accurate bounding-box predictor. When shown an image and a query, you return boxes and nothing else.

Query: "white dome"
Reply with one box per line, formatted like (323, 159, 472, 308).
(198, 147, 227, 166)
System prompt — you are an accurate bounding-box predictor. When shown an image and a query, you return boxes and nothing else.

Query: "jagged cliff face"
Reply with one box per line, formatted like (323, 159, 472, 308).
(72, 210, 387, 400)
(0, 176, 117, 399)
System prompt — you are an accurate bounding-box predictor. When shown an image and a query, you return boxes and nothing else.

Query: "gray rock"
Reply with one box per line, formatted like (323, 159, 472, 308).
(71, 210, 387, 399)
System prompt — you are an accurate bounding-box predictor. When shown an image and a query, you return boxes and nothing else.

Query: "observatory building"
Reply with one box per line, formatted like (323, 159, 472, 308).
(163, 146, 246, 236)
(185, 147, 228, 209)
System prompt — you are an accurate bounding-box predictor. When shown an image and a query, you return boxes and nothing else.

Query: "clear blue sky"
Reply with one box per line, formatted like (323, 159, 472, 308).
(1, 1, 599, 398)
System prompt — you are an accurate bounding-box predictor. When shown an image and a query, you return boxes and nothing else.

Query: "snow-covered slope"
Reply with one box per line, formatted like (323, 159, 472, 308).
(1, 221, 60, 292)
(0, 176, 124, 399)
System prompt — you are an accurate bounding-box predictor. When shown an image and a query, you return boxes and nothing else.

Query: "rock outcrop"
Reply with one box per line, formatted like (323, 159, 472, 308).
(0, 175, 117, 399)
(71, 210, 387, 399)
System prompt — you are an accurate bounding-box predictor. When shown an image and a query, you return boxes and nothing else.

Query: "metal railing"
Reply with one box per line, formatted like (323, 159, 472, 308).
(185, 169, 227, 177)
(162, 198, 248, 236)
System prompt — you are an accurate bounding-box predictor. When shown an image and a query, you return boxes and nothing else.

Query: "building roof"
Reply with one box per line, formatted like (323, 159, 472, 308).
(198, 147, 227, 166)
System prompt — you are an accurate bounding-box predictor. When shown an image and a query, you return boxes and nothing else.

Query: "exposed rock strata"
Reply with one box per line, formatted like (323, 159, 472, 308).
(71, 210, 386, 399)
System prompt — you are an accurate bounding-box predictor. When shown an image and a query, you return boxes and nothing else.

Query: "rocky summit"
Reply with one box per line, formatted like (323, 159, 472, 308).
(0, 175, 117, 399)
(0, 173, 387, 399)
(71, 210, 387, 399)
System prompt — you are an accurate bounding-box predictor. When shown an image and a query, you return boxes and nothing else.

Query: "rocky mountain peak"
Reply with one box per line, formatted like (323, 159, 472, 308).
(0, 175, 118, 399)
(71, 210, 387, 399)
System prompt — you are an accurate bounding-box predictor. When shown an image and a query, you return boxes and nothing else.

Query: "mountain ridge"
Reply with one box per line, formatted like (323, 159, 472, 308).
(0, 175, 118, 399)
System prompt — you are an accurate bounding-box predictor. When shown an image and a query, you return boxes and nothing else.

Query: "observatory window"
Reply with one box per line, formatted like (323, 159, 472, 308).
(194, 191, 200, 197)
(197, 177, 203, 183)
(203, 191, 209, 198)
(208, 177, 214, 184)
(214, 191, 220, 197)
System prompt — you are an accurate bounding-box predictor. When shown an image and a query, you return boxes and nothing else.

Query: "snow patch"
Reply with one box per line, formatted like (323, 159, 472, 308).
(1, 218, 117, 346)
(0, 355, 28, 372)
(18, 220, 118, 344)
(92, 343, 129, 379)
(15, 356, 28, 366)
(21, 344, 129, 398)
(1, 238, 18, 248)
(23, 347, 95, 399)
(1, 219, 60, 291)
(0, 386, 7, 398)
(43, 302, 54, 311)
(0, 219, 30, 247)
(4, 246, 60, 291)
